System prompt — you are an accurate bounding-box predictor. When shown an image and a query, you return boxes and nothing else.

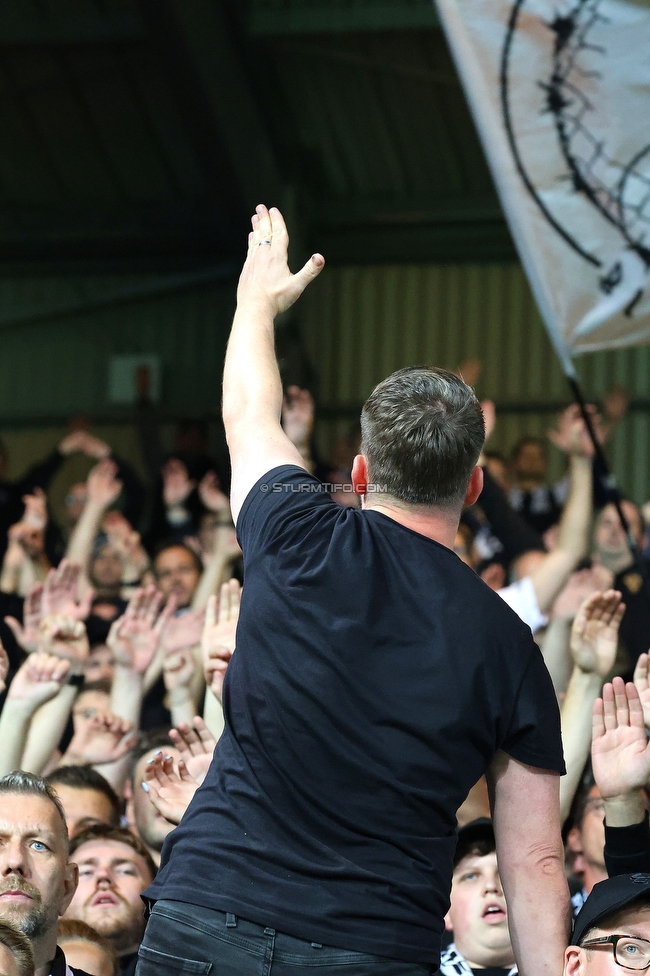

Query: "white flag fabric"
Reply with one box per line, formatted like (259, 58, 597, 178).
(434, 0, 650, 375)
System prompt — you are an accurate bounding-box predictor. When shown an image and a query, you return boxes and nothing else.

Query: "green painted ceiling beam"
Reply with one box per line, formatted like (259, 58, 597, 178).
(249, 2, 439, 35)
(0, 13, 144, 46)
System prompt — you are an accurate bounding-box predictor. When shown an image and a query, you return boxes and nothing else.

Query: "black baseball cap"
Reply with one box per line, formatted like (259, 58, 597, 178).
(454, 818, 495, 867)
(572, 874, 650, 946)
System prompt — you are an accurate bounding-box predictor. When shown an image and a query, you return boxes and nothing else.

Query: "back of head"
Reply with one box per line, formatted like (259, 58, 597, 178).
(58, 918, 119, 976)
(0, 920, 34, 976)
(46, 766, 122, 828)
(360, 366, 485, 509)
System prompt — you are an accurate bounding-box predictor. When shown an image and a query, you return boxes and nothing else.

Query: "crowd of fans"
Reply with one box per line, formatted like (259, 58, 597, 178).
(0, 368, 648, 976)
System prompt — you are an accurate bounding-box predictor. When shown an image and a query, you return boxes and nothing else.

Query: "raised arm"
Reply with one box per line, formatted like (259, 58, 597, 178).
(592, 678, 650, 875)
(559, 590, 624, 823)
(222, 205, 324, 523)
(488, 752, 570, 976)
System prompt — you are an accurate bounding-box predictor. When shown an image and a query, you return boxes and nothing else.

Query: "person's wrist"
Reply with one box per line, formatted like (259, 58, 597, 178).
(570, 662, 603, 685)
(603, 790, 647, 827)
(3, 696, 39, 717)
(168, 686, 193, 706)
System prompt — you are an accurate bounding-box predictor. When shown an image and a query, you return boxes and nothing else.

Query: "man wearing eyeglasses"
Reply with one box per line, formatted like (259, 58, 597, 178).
(568, 874, 650, 976)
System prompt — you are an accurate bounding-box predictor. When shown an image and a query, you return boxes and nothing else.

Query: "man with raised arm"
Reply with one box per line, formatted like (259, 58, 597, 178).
(137, 206, 570, 976)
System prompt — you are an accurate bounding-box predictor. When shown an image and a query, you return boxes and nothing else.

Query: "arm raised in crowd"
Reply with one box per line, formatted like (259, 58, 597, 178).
(517, 406, 596, 615)
(592, 678, 650, 875)
(66, 459, 122, 591)
(559, 590, 625, 823)
(201, 579, 241, 739)
(20, 616, 89, 774)
(488, 752, 571, 976)
(541, 565, 614, 695)
(223, 205, 324, 522)
(107, 586, 174, 730)
(0, 652, 70, 776)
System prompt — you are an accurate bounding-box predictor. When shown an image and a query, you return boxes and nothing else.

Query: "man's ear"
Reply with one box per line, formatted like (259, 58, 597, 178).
(564, 946, 584, 976)
(444, 909, 454, 933)
(60, 860, 79, 917)
(464, 465, 484, 507)
(351, 455, 368, 497)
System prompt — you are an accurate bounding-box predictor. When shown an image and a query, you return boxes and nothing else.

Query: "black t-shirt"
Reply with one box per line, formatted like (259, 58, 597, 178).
(146, 466, 564, 964)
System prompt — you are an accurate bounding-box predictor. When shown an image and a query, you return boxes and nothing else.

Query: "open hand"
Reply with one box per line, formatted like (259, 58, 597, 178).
(169, 717, 216, 785)
(41, 560, 94, 620)
(143, 753, 198, 825)
(160, 609, 204, 657)
(633, 653, 650, 729)
(202, 580, 240, 702)
(592, 678, 650, 798)
(5, 582, 44, 653)
(198, 472, 230, 515)
(570, 590, 624, 678)
(238, 205, 325, 317)
(87, 459, 122, 508)
(108, 587, 174, 675)
(162, 459, 195, 508)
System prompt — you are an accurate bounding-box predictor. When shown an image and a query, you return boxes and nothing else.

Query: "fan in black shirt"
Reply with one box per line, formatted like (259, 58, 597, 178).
(139, 204, 569, 976)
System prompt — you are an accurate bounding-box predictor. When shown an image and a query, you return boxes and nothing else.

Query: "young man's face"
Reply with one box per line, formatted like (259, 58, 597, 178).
(565, 905, 650, 976)
(445, 850, 514, 968)
(65, 839, 153, 955)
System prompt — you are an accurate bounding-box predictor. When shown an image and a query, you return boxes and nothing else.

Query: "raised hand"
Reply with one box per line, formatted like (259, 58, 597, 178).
(41, 560, 93, 620)
(198, 472, 230, 516)
(38, 616, 89, 664)
(169, 716, 216, 785)
(107, 587, 174, 675)
(592, 678, 650, 799)
(162, 458, 195, 507)
(202, 580, 240, 702)
(63, 712, 136, 766)
(5, 581, 44, 653)
(77, 432, 111, 460)
(143, 753, 199, 825)
(570, 590, 625, 678)
(87, 458, 122, 508)
(281, 386, 314, 452)
(0, 640, 9, 694)
(238, 205, 325, 317)
(163, 648, 197, 695)
(633, 653, 650, 729)
(22, 488, 47, 529)
(553, 565, 614, 621)
(547, 403, 606, 458)
(160, 608, 204, 657)
(7, 653, 70, 709)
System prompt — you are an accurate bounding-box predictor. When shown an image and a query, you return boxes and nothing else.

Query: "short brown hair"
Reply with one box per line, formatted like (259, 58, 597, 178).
(360, 366, 485, 507)
(0, 920, 34, 976)
(69, 824, 157, 882)
(58, 918, 119, 976)
(46, 765, 122, 827)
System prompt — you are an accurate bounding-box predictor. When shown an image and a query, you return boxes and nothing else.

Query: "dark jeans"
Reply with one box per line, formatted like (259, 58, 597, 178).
(134, 900, 434, 976)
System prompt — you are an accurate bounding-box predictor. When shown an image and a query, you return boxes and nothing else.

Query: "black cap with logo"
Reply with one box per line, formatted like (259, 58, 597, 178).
(572, 874, 650, 946)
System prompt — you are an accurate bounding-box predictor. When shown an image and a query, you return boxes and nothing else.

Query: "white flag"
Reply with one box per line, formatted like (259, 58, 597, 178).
(434, 0, 650, 375)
